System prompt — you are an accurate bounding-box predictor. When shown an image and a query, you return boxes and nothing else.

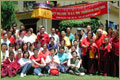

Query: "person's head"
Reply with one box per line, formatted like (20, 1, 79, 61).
(112, 29, 119, 38)
(61, 31, 66, 37)
(29, 28, 33, 33)
(59, 46, 64, 54)
(36, 41, 41, 48)
(60, 40, 65, 46)
(81, 29, 85, 35)
(20, 24, 25, 30)
(49, 48, 55, 56)
(15, 43, 20, 51)
(77, 28, 81, 34)
(19, 30, 24, 36)
(33, 48, 39, 56)
(73, 40, 78, 47)
(97, 29, 103, 37)
(27, 42, 31, 49)
(22, 43, 28, 51)
(9, 27, 14, 32)
(7, 31, 12, 38)
(23, 51, 30, 59)
(50, 37, 55, 44)
(74, 33, 80, 40)
(9, 43, 14, 52)
(104, 37, 109, 44)
(27, 30, 32, 36)
(71, 51, 77, 58)
(107, 27, 113, 34)
(12, 23, 17, 30)
(87, 25, 91, 31)
(9, 52, 15, 61)
(18, 48, 22, 54)
(3, 30, 7, 35)
(51, 28, 56, 34)
(56, 28, 59, 32)
(71, 45, 76, 51)
(41, 27, 45, 34)
(87, 31, 93, 39)
(1, 43, 7, 51)
(43, 43, 48, 50)
(29, 43, 35, 51)
(3, 33, 8, 40)
(66, 27, 71, 34)
(99, 24, 104, 30)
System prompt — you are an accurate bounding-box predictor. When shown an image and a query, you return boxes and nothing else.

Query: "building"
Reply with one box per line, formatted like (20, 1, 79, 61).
(15, 1, 119, 34)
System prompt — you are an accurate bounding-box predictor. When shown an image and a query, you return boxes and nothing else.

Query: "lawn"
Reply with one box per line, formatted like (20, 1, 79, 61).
(1, 74, 119, 80)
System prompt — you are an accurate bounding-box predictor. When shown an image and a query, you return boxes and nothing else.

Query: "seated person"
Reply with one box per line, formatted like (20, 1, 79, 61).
(57, 46, 68, 73)
(18, 51, 32, 77)
(67, 51, 85, 76)
(30, 48, 46, 76)
(1, 52, 20, 78)
(45, 48, 60, 75)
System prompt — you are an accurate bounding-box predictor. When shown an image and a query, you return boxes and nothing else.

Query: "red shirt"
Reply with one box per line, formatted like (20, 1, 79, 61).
(8, 36, 16, 44)
(81, 37, 91, 56)
(95, 34, 106, 48)
(30, 55, 42, 68)
(36, 33, 49, 47)
(39, 50, 51, 60)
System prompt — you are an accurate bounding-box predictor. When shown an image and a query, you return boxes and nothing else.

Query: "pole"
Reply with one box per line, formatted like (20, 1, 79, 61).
(45, 19, 47, 33)
(107, 1, 110, 27)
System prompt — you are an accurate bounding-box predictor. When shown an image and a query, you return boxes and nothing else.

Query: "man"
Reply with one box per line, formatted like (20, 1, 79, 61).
(36, 27, 49, 47)
(49, 28, 59, 44)
(1, 33, 11, 47)
(66, 27, 74, 44)
(57, 46, 69, 73)
(98, 24, 107, 35)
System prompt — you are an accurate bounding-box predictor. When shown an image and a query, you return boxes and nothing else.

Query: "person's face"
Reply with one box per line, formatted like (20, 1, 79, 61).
(4, 34, 8, 40)
(50, 38, 54, 43)
(13, 26, 17, 30)
(87, 32, 92, 39)
(41, 28, 45, 34)
(28, 31, 31, 36)
(97, 31, 102, 36)
(108, 28, 112, 33)
(37, 42, 41, 48)
(71, 46, 75, 51)
(66, 28, 71, 33)
(9, 46, 13, 52)
(87, 26, 91, 31)
(9, 54, 14, 60)
(77, 30, 81, 34)
(18, 49, 22, 54)
(2, 45, 7, 51)
(23, 44, 27, 50)
(73, 41, 78, 47)
(20, 26, 25, 30)
(61, 31, 65, 37)
(8, 31, 12, 37)
(34, 50, 38, 56)
(59, 48, 64, 53)
(16, 44, 20, 49)
(61, 40, 65, 46)
(51, 28, 55, 34)
(75, 34, 79, 40)
(72, 52, 77, 58)
(10, 28, 13, 32)
(50, 49, 55, 56)
(31, 44, 35, 50)
(24, 52, 29, 59)
(99, 26, 103, 30)
(56, 29, 58, 32)
(30, 28, 33, 33)
(43, 44, 47, 50)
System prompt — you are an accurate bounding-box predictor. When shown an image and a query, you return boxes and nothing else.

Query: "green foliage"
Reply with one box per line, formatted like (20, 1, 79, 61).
(58, 19, 103, 33)
(1, 1, 16, 29)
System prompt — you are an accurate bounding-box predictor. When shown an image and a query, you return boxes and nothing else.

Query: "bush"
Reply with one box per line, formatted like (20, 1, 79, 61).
(1, 1, 16, 29)
(58, 19, 103, 33)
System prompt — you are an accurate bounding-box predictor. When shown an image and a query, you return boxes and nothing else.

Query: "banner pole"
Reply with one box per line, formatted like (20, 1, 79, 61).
(45, 19, 47, 33)
(107, 1, 110, 27)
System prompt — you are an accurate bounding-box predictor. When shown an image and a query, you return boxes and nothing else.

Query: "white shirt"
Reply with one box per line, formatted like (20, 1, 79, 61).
(18, 58, 32, 66)
(1, 39, 11, 47)
(22, 35, 35, 43)
(28, 50, 34, 57)
(49, 34, 59, 44)
(1, 50, 9, 62)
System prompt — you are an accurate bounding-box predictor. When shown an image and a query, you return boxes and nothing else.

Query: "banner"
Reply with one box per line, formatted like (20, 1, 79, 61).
(52, 1, 108, 20)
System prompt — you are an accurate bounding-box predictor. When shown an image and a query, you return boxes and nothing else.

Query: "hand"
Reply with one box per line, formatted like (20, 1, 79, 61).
(96, 55, 98, 59)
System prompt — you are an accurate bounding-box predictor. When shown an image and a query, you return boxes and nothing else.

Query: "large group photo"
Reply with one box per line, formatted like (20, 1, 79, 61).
(1, 1, 119, 80)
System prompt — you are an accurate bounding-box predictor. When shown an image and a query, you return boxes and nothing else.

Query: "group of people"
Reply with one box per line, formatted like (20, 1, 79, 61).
(1, 23, 119, 78)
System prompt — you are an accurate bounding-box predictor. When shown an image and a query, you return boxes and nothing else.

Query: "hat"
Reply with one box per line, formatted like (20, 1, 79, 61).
(77, 28, 81, 31)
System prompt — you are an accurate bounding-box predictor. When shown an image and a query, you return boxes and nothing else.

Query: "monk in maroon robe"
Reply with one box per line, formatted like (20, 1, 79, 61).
(100, 38, 112, 76)
(1, 52, 20, 78)
(111, 30, 119, 77)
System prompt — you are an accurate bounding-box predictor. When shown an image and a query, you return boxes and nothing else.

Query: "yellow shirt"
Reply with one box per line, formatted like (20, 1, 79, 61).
(89, 50, 95, 59)
(63, 36, 71, 47)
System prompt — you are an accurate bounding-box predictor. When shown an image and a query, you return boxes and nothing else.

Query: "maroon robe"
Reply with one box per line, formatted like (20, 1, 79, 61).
(1, 57, 20, 78)
(112, 38, 119, 77)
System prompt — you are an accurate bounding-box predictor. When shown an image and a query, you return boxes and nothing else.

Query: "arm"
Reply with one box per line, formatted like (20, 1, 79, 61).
(61, 59, 68, 65)
(40, 58, 46, 67)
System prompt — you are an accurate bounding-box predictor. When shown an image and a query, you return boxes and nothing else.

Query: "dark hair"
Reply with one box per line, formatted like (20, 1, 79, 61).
(12, 23, 17, 27)
(3, 33, 7, 36)
(41, 26, 45, 29)
(87, 31, 93, 37)
(23, 51, 30, 59)
(9, 51, 14, 56)
(60, 39, 65, 44)
(1, 43, 7, 47)
(9, 43, 14, 47)
(99, 24, 103, 27)
(49, 47, 55, 52)
(33, 48, 39, 52)
(59, 46, 64, 50)
(50, 37, 55, 40)
(22, 43, 28, 51)
(71, 51, 77, 55)
(15, 43, 20, 51)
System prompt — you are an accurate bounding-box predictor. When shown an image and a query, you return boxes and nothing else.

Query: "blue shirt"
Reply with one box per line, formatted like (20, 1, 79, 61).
(57, 52, 68, 63)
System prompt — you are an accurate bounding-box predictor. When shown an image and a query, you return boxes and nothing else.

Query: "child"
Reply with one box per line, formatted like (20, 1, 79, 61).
(18, 51, 32, 77)
(67, 51, 85, 76)
(1, 52, 20, 78)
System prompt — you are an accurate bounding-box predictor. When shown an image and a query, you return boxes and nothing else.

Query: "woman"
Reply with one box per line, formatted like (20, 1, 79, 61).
(22, 43, 28, 52)
(30, 48, 46, 76)
(14, 43, 21, 55)
(18, 51, 32, 77)
(28, 43, 35, 57)
(107, 27, 113, 43)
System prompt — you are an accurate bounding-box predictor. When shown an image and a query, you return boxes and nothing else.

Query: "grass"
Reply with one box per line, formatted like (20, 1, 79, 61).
(1, 74, 119, 80)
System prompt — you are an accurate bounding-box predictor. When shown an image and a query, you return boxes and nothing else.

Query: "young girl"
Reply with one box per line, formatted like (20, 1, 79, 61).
(30, 48, 46, 76)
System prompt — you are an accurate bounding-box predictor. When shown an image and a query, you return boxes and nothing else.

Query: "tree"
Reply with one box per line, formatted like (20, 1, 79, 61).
(1, 1, 16, 29)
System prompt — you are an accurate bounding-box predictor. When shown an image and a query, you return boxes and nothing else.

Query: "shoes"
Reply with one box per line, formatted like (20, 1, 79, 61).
(69, 70, 74, 74)
(38, 73, 44, 76)
(79, 72, 85, 76)
(20, 73, 25, 77)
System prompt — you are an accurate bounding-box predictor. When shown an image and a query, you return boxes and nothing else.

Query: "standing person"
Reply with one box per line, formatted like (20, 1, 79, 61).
(67, 51, 84, 76)
(81, 31, 94, 73)
(36, 27, 50, 47)
(49, 28, 59, 44)
(57, 46, 69, 73)
(1, 52, 20, 78)
(1, 43, 9, 63)
(100, 38, 112, 76)
(61, 31, 71, 48)
(98, 24, 107, 35)
(55, 28, 60, 36)
(66, 27, 74, 45)
(111, 30, 119, 77)
(107, 27, 113, 42)
(18, 51, 32, 77)
(30, 48, 46, 76)
(95, 29, 107, 74)
(45, 48, 60, 75)
(87, 39, 98, 75)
